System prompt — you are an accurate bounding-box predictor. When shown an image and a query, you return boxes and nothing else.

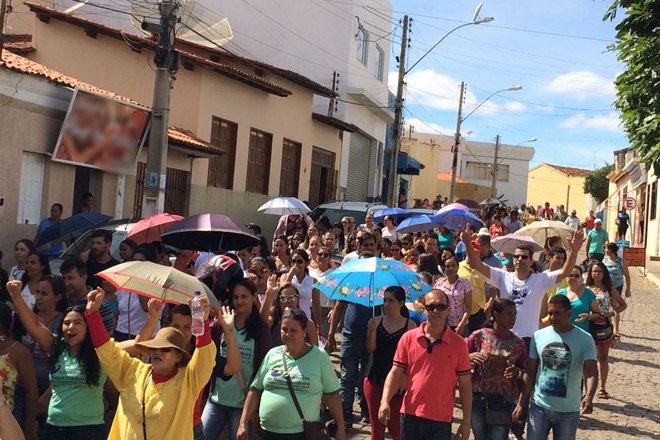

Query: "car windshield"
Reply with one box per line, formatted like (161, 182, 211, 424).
(60, 228, 129, 261)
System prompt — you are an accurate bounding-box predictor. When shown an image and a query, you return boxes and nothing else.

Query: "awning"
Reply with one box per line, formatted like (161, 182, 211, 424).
(383, 151, 422, 175)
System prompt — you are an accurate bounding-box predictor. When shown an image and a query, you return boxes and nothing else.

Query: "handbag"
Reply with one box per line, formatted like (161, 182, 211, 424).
(484, 393, 515, 426)
(589, 314, 613, 341)
(281, 350, 332, 440)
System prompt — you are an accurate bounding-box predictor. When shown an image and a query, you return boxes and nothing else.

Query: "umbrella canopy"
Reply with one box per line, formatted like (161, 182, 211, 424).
(455, 199, 480, 209)
(258, 197, 311, 216)
(126, 213, 183, 245)
(491, 234, 544, 254)
(434, 209, 482, 231)
(513, 220, 575, 245)
(437, 202, 467, 214)
(373, 207, 410, 222)
(480, 198, 503, 206)
(98, 261, 221, 309)
(36, 212, 112, 249)
(313, 257, 431, 308)
(396, 215, 445, 234)
(161, 213, 260, 252)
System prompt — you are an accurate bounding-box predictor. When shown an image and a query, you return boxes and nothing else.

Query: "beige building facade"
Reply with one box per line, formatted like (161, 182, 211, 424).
(527, 164, 597, 217)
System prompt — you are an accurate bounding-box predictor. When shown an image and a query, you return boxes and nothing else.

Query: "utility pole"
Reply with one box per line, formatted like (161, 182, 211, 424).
(387, 15, 409, 207)
(328, 71, 337, 117)
(142, 0, 178, 217)
(490, 135, 500, 198)
(0, 0, 8, 51)
(449, 81, 466, 201)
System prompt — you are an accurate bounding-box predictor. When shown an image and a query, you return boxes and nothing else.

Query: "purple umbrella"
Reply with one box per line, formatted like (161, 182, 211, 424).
(160, 213, 259, 251)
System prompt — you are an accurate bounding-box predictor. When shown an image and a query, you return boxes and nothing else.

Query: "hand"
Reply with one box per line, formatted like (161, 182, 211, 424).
(503, 360, 520, 380)
(147, 298, 164, 320)
(245, 273, 258, 286)
(455, 420, 470, 439)
(470, 352, 488, 365)
(512, 404, 525, 424)
(575, 313, 589, 323)
(378, 402, 391, 425)
(188, 295, 211, 321)
(484, 297, 494, 316)
(86, 288, 105, 313)
(459, 225, 472, 243)
(625, 287, 631, 298)
(236, 423, 249, 440)
(37, 391, 50, 416)
(569, 230, 585, 252)
(580, 397, 593, 415)
(325, 335, 336, 354)
(217, 306, 235, 332)
(367, 317, 378, 333)
(6, 280, 22, 298)
(266, 273, 279, 291)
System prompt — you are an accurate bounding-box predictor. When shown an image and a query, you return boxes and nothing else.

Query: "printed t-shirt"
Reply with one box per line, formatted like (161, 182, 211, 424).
(557, 288, 596, 333)
(458, 261, 486, 314)
(587, 229, 608, 255)
(434, 277, 472, 327)
(487, 268, 560, 338)
(529, 326, 596, 413)
(467, 328, 528, 398)
(393, 322, 471, 423)
(37, 217, 63, 257)
(251, 345, 341, 434)
(210, 325, 255, 407)
(48, 345, 107, 426)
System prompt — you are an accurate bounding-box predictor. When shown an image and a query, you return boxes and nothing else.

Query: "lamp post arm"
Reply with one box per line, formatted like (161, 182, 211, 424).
(461, 89, 507, 122)
(405, 22, 477, 75)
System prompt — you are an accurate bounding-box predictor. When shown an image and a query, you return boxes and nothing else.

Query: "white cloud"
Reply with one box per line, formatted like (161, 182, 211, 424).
(404, 117, 454, 136)
(559, 112, 621, 132)
(504, 101, 526, 112)
(544, 71, 615, 100)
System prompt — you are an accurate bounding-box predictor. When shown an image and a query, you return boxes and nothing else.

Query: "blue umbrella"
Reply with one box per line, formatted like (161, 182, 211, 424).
(36, 212, 112, 249)
(373, 207, 410, 222)
(313, 257, 431, 308)
(434, 208, 483, 231)
(396, 215, 445, 234)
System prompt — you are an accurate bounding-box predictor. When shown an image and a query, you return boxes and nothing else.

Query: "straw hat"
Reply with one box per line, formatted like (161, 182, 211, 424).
(135, 327, 191, 363)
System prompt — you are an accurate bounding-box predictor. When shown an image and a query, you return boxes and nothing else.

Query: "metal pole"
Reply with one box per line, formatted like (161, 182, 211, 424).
(449, 81, 466, 201)
(0, 0, 8, 51)
(387, 15, 409, 207)
(490, 135, 500, 198)
(142, 0, 177, 217)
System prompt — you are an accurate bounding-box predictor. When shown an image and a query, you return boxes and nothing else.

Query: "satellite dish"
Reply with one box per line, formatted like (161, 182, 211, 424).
(472, 3, 484, 22)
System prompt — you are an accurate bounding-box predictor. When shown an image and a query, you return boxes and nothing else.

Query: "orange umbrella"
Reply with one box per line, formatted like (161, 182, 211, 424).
(127, 213, 183, 245)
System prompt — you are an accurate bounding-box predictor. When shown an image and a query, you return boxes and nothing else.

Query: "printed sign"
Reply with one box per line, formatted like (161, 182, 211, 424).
(623, 247, 645, 267)
(622, 197, 637, 211)
(52, 88, 151, 173)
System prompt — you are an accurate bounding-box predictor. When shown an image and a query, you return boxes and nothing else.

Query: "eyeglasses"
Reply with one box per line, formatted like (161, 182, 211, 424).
(292, 259, 305, 264)
(250, 267, 268, 274)
(512, 254, 530, 260)
(279, 294, 300, 302)
(425, 304, 448, 312)
(318, 252, 330, 258)
(569, 274, 581, 278)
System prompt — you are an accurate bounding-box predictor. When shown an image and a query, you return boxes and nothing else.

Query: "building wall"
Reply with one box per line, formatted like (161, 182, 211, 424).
(527, 165, 594, 217)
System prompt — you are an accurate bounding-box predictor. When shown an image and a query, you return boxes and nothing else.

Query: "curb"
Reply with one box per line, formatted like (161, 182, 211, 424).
(639, 267, 660, 289)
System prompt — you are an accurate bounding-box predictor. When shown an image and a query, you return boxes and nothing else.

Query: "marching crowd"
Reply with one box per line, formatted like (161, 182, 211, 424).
(0, 200, 631, 440)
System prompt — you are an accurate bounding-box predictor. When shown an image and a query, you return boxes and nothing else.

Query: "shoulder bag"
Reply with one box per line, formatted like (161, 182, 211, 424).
(589, 314, 613, 341)
(281, 350, 332, 440)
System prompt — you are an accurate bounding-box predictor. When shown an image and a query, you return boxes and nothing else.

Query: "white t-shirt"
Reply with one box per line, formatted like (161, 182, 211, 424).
(382, 227, 399, 241)
(342, 251, 359, 265)
(21, 284, 36, 310)
(292, 273, 315, 316)
(116, 290, 161, 337)
(310, 267, 334, 308)
(486, 268, 560, 338)
(565, 216, 580, 230)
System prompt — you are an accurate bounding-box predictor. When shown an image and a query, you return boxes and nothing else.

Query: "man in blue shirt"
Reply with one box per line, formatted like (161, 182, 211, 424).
(34, 203, 64, 259)
(585, 219, 609, 262)
(616, 208, 630, 240)
(514, 295, 598, 440)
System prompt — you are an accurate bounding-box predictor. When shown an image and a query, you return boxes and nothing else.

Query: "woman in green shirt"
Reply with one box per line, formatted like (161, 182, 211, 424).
(238, 308, 346, 440)
(437, 226, 454, 250)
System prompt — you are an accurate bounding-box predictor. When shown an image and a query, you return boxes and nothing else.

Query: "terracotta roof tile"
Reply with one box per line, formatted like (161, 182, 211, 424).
(438, 172, 469, 184)
(545, 164, 592, 178)
(168, 127, 223, 156)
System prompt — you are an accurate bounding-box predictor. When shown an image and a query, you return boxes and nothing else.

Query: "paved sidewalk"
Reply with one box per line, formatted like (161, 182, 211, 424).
(341, 268, 660, 439)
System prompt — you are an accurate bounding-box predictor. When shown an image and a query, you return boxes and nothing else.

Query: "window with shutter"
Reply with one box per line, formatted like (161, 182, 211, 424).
(17, 153, 44, 225)
(208, 117, 238, 189)
(246, 129, 273, 195)
(280, 139, 302, 197)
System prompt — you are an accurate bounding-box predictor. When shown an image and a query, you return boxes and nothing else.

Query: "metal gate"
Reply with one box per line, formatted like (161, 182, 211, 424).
(133, 162, 189, 218)
(345, 132, 372, 201)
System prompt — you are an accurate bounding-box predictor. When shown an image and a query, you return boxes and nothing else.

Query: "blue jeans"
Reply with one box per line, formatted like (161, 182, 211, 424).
(339, 334, 370, 420)
(527, 402, 580, 440)
(194, 423, 206, 440)
(400, 414, 452, 440)
(588, 253, 604, 262)
(39, 423, 106, 440)
(201, 401, 243, 440)
(471, 394, 510, 440)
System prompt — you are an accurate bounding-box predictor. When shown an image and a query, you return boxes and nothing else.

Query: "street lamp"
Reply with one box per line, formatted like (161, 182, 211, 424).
(515, 137, 537, 147)
(448, 85, 522, 201)
(387, 4, 494, 206)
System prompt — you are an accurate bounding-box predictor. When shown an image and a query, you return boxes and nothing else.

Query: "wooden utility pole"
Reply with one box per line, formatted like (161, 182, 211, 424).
(490, 135, 500, 198)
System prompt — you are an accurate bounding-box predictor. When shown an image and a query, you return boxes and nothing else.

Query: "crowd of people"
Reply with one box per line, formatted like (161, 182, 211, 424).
(0, 199, 633, 440)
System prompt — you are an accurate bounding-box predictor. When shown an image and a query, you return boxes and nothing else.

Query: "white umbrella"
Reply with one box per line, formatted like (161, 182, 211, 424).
(258, 197, 311, 216)
(513, 220, 575, 246)
(491, 234, 544, 254)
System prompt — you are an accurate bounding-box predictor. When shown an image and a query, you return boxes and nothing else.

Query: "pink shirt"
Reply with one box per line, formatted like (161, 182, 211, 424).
(433, 277, 473, 327)
(393, 322, 471, 422)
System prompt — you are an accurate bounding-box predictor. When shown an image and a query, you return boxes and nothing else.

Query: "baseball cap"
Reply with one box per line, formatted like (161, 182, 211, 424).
(471, 240, 481, 252)
(477, 227, 490, 237)
(594, 219, 602, 224)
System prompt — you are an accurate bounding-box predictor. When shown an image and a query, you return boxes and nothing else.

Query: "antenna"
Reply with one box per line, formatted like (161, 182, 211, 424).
(473, 3, 484, 22)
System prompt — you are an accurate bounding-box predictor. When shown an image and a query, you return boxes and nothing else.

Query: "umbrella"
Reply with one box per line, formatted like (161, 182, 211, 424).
(373, 207, 410, 222)
(480, 198, 503, 206)
(258, 197, 311, 216)
(491, 234, 544, 254)
(126, 213, 183, 245)
(434, 208, 483, 231)
(437, 202, 467, 214)
(161, 213, 260, 252)
(455, 199, 481, 209)
(396, 215, 445, 234)
(313, 257, 431, 308)
(514, 220, 575, 246)
(36, 212, 112, 249)
(98, 261, 221, 309)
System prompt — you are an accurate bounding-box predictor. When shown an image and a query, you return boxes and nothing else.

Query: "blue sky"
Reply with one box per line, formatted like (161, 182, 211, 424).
(387, 0, 625, 170)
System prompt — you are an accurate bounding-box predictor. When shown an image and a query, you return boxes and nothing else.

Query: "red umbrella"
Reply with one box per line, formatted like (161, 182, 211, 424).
(127, 213, 183, 245)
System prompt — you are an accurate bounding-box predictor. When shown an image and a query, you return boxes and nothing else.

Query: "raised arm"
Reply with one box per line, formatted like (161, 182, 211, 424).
(6, 281, 55, 353)
(260, 275, 279, 327)
(184, 297, 218, 393)
(459, 227, 491, 279)
(557, 230, 585, 280)
(217, 306, 241, 376)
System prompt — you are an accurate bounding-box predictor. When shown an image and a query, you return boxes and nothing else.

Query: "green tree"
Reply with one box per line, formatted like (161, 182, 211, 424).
(605, 2, 660, 166)
(583, 164, 615, 204)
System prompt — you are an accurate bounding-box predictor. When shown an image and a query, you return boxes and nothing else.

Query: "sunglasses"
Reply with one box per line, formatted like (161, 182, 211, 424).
(318, 252, 330, 258)
(569, 273, 581, 278)
(250, 267, 268, 274)
(279, 294, 300, 302)
(512, 255, 530, 260)
(292, 259, 305, 264)
(425, 303, 449, 312)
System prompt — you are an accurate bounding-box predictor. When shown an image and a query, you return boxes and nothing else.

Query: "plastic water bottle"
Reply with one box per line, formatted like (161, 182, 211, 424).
(191, 291, 205, 336)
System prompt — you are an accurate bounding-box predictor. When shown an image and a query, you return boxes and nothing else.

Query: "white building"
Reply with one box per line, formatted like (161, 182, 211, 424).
(410, 133, 535, 205)
(46, 0, 395, 204)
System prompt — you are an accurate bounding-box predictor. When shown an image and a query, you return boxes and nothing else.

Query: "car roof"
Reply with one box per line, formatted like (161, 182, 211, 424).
(408, 208, 436, 216)
(314, 201, 388, 212)
(94, 218, 137, 232)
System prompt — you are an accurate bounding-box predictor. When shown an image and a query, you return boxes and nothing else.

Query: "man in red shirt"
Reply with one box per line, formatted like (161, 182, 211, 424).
(378, 289, 472, 440)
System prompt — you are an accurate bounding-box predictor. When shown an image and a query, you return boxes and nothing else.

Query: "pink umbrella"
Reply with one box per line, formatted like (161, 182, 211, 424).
(491, 234, 544, 254)
(437, 202, 467, 214)
(127, 213, 183, 245)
